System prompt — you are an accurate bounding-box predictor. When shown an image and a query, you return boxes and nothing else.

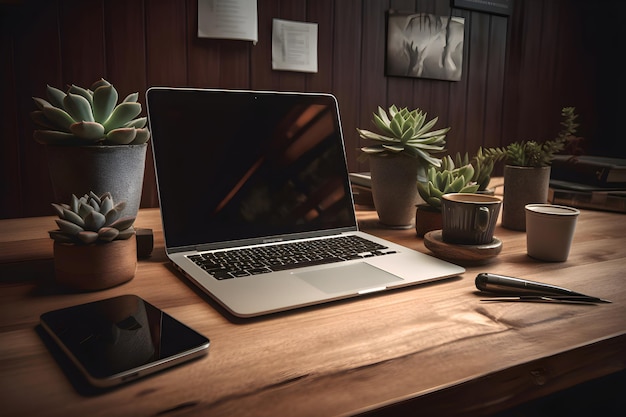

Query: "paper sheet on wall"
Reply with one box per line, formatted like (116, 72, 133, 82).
(272, 19, 318, 73)
(198, 0, 258, 43)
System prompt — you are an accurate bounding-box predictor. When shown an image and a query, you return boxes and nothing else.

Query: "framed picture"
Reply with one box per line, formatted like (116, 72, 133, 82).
(451, 0, 513, 16)
(385, 11, 465, 81)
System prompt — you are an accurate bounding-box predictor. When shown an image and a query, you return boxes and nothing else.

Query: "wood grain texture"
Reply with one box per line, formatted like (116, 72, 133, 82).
(1, 0, 622, 219)
(0, 190, 625, 416)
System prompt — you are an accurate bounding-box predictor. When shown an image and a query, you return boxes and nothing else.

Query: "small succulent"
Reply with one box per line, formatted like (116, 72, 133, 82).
(483, 107, 578, 168)
(49, 192, 136, 244)
(450, 147, 496, 191)
(357, 105, 449, 169)
(31, 78, 150, 146)
(417, 156, 479, 210)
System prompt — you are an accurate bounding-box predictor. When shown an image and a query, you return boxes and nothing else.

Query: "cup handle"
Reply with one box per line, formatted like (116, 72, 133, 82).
(476, 206, 490, 232)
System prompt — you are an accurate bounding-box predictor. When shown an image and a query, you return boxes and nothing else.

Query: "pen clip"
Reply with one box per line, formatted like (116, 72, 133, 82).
(480, 295, 608, 305)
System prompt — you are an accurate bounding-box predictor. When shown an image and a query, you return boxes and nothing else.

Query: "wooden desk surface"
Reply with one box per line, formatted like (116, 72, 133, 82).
(1, 201, 625, 417)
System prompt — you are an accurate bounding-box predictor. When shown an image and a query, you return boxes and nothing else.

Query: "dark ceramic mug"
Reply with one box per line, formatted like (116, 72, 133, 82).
(441, 193, 502, 245)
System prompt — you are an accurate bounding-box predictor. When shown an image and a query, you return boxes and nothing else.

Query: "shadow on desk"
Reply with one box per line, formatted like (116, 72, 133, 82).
(359, 369, 626, 417)
(491, 369, 626, 417)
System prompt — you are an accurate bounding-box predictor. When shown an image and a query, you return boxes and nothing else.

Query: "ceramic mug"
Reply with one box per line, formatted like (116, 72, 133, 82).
(525, 204, 580, 261)
(441, 193, 502, 245)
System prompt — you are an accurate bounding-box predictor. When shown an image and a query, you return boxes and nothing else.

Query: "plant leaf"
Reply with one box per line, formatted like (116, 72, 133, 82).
(129, 127, 151, 144)
(116, 227, 135, 240)
(103, 102, 142, 131)
(68, 84, 93, 107)
(105, 127, 137, 144)
(69, 121, 105, 141)
(122, 92, 139, 103)
(55, 218, 84, 235)
(109, 215, 136, 231)
(62, 208, 85, 227)
(46, 85, 67, 109)
(100, 194, 114, 215)
(63, 93, 94, 122)
(84, 210, 106, 231)
(124, 117, 147, 129)
(41, 105, 75, 131)
(76, 231, 99, 244)
(97, 227, 119, 241)
(93, 84, 119, 123)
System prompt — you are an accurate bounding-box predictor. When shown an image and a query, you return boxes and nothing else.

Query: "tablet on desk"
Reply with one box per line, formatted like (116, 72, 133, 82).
(40, 294, 210, 388)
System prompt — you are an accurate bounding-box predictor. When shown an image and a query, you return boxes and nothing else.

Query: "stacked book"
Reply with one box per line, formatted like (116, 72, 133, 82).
(549, 155, 626, 213)
(348, 172, 374, 207)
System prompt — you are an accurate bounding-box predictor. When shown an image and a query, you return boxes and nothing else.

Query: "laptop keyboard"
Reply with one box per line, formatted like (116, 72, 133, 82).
(188, 235, 397, 280)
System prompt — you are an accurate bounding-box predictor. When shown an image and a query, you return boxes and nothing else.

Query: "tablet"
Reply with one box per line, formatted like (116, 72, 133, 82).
(40, 294, 210, 388)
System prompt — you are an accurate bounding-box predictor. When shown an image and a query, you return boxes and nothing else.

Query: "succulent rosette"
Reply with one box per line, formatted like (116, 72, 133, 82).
(31, 78, 150, 146)
(49, 192, 136, 244)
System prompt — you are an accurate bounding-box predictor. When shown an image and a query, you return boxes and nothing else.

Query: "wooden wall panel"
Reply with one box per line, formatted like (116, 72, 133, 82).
(0, 8, 20, 218)
(58, 0, 105, 87)
(332, 0, 362, 170)
(104, 0, 147, 96)
(358, 1, 388, 172)
(483, 15, 507, 164)
(1, 0, 619, 219)
(305, 0, 334, 93)
(251, 0, 281, 90)
(11, 0, 62, 217)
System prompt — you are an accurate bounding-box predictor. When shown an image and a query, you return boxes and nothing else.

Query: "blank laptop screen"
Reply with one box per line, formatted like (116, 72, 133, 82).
(147, 89, 357, 250)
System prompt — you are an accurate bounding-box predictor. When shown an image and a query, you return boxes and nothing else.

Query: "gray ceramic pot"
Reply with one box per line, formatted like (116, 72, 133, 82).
(502, 165, 551, 231)
(45, 143, 147, 219)
(369, 154, 424, 229)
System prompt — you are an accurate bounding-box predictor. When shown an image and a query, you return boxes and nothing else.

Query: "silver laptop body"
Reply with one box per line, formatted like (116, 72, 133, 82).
(146, 87, 464, 318)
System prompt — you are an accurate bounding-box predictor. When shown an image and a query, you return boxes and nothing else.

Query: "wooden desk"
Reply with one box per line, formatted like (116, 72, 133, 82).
(1, 203, 625, 417)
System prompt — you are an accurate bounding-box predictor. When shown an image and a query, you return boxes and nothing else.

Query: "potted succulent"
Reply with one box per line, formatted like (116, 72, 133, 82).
(450, 147, 497, 194)
(483, 107, 578, 231)
(31, 78, 150, 219)
(357, 105, 450, 228)
(416, 157, 478, 237)
(49, 191, 137, 291)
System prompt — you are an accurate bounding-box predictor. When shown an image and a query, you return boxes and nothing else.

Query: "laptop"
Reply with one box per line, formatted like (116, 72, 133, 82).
(146, 87, 464, 318)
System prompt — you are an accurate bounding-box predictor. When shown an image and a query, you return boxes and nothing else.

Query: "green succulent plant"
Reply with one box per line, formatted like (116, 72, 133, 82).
(31, 78, 150, 146)
(449, 147, 496, 191)
(417, 156, 479, 210)
(357, 105, 449, 169)
(482, 107, 577, 168)
(49, 192, 136, 244)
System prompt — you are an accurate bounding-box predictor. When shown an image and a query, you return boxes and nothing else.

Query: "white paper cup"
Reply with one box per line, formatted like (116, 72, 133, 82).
(525, 204, 580, 261)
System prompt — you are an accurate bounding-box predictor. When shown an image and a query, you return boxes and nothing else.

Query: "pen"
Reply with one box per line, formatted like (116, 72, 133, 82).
(475, 272, 611, 302)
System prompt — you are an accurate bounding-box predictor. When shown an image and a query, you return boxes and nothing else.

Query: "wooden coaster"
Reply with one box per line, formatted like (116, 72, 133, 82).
(424, 230, 502, 264)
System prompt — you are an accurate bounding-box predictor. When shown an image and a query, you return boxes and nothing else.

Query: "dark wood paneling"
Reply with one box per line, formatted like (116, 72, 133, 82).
(1, 0, 619, 218)
(0, 6, 20, 218)
(305, 0, 334, 93)
(11, 0, 62, 217)
(358, 1, 388, 172)
(332, 0, 363, 171)
(59, 0, 105, 86)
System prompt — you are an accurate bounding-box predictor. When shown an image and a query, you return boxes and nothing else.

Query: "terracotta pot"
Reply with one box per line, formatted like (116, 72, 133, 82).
(369, 154, 424, 229)
(53, 235, 137, 291)
(502, 165, 551, 231)
(415, 205, 442, 237)
(45, 144, 147, 219)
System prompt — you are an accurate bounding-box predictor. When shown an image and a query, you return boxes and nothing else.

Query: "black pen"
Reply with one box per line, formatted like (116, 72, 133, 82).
(475, 273, 611, 303)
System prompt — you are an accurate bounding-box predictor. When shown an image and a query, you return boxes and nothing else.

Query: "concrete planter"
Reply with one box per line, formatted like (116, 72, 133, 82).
(502, 165, 551, 231)
(369, 154, 424, 229)
(45, 143, 147, 219)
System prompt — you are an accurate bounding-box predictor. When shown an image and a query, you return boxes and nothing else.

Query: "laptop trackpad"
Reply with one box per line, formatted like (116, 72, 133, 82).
(296, 263, 403, 294)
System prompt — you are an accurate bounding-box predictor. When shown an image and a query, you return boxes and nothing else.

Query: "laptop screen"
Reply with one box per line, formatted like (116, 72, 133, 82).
(147, 88, 358, 250)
